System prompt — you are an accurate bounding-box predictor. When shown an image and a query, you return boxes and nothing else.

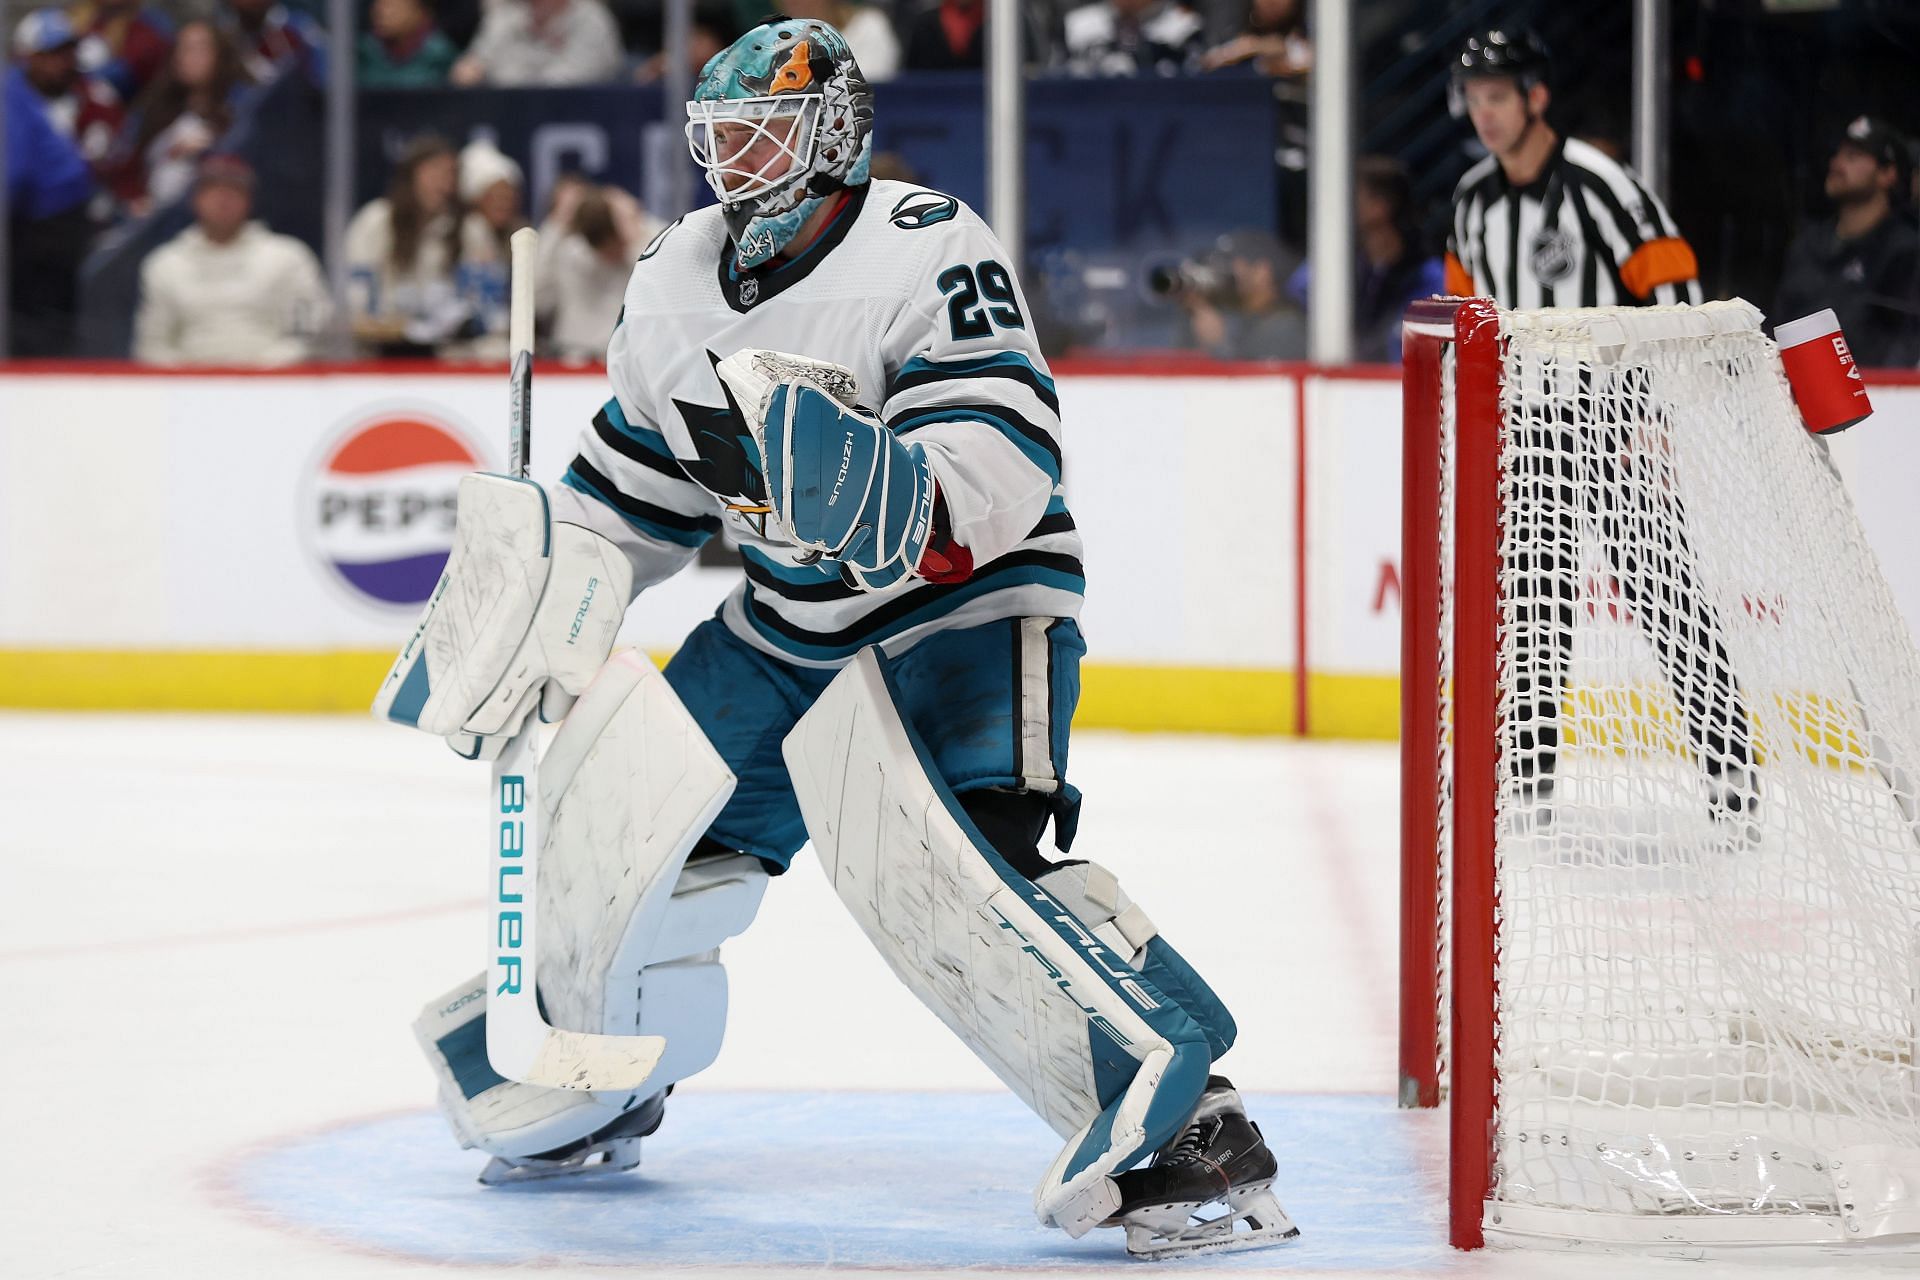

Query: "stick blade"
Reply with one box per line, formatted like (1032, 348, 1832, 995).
(495, 1022, 669, 1092)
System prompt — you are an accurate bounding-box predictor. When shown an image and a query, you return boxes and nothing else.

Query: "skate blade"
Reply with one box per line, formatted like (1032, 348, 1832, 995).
(1121, 1186, 1301, 1259)
(478, 1137, 642, 1186)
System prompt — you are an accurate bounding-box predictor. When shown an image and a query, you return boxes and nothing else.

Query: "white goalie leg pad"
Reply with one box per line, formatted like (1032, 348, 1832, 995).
(371, 473, 633, 744)
(414, 648, 760, 1162)
(783, 648, 1214, 1239)
(415, 852, 767, 1161)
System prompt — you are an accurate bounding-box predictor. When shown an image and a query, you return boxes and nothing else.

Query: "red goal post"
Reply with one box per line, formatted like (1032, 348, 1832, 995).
(1399, 297, 1499, 1250)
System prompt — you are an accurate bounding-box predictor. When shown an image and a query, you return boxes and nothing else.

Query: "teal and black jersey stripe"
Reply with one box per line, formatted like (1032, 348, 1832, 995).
(563, 457, 719, 548)
(890, 402, 1063, 483)
(880, 350, 1063, 493)
(589, 402, 691, 483)
(737, 550, 1087, 663)
(886, 350, 1062, 417)
(740, 506, 1078, 608)
(564, 397, 721, 551)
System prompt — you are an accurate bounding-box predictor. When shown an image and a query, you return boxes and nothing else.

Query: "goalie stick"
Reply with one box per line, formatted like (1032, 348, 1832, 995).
(485, 226, 667, 1091)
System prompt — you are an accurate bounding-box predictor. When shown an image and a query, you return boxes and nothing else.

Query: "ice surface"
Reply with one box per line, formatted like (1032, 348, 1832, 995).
(4, 713, 1910, 1278)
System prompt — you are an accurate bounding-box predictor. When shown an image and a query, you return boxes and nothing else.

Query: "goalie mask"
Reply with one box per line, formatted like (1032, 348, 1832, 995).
(685, 18, 874, 270)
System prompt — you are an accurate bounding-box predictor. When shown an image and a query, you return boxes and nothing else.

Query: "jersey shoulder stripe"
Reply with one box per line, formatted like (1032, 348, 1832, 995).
(890, 403, 1063, 482)
(885, 350, 1061, 416)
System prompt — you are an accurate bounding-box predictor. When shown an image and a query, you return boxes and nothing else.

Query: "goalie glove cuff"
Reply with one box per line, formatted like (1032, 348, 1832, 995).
(916, 487, 974, 584)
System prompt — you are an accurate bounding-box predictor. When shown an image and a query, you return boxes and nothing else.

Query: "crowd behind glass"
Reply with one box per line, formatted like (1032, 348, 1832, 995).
(4, 0, 1917, 366)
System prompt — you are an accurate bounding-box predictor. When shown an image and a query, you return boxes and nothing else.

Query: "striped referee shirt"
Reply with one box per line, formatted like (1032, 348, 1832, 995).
(1446, 137, 1703, 309)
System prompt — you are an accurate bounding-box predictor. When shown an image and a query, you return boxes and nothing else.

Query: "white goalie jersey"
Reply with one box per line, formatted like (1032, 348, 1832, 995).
(550, 179, 1084, 668)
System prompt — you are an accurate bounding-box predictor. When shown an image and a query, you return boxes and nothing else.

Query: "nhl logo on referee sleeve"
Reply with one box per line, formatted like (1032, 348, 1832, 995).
(1529, 228, 1577, 284)
(890, 191, 957, 229)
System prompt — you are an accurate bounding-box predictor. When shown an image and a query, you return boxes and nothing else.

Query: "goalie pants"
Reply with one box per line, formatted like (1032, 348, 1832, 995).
(1509, 417, 1756, 784)
(663, 614, 1087, 871)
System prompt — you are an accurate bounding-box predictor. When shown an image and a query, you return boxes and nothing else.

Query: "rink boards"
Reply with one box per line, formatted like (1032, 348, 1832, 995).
(2, 361, 1917, 738)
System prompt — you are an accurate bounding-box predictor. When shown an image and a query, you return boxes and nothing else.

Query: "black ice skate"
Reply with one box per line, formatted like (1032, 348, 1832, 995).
(1104, 1075, 1300, 1258)
(478, 1087, 668, 1186)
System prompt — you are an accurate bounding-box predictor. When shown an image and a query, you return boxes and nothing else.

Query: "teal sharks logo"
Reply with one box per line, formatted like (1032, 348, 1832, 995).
(890, 191, 958, 230)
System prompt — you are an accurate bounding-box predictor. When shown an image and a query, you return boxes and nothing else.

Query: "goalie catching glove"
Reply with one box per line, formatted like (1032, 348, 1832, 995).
(371, 473, 633, 758)
(716, 349, 942, 592)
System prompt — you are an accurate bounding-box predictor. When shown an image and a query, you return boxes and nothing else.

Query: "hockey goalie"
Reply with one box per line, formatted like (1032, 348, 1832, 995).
(370, 16, 1297, 1260)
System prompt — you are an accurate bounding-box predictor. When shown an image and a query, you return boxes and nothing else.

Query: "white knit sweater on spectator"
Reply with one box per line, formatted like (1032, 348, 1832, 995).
(134, 221, 330, 365)
(837, 7, 900, 82)
(539, 231, 629, 362)
(533, 186, 660, 362)
(345, 197, 489, 343)
(461, 0, 622, 85)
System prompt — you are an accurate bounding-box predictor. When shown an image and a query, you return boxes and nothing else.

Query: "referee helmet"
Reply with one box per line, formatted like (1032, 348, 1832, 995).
(1448, 28, 1551, 117)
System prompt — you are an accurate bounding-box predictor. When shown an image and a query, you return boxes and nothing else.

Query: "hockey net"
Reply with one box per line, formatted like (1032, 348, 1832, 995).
(1400, 298, 1920, 1251)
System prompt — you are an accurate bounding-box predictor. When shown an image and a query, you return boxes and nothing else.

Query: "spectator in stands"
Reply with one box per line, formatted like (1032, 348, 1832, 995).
(449, 0, 623, 86)
(358, 0, 457, 86)
(632, 11, 729, 84)
(1774, 116, 1920, 368)
(6, 51, 96, 355)
(454, 138, 527, 358)
(460, 138, 526, 262)
(1287, 156, 1444, 362)
(1198, 0, 1307, 77)
(1062, 0, 1203, 77)
(119, 19, 251, 213)
(779, 2, 899, 80)
(901, 0, 984, 70)
(134, 154, 328, 365)
(220, 0, 323, 83)
(14, 9, 127, 196)
(69, 0, 173, 99)
(901, 0, 1047, 70)
(1173, 228, 1306, 360)
(345, 132, 469, 355)
(536, 175, 660, 362)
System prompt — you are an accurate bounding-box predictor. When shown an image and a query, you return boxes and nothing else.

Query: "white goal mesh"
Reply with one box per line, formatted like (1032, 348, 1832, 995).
(1440, 301, 1920, 1247)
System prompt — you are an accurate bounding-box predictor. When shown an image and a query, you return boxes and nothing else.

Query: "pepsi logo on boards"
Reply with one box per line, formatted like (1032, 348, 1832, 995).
(310, 411, 484, 607)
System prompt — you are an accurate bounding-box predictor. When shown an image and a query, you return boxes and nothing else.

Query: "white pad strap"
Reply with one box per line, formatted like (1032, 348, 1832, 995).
(783, 648, 1212, 1238)
(1044, 862, 1160, 962)
(372, 473, 633, 741)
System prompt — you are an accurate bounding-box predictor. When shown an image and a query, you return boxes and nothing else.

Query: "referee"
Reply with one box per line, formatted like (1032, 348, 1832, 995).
(1447, 31, 1700, 309)
(1445, 28, 1757, 831)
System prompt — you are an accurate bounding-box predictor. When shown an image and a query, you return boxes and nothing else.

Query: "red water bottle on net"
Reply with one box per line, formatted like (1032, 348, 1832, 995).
(1775, 307, 1874, 435)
